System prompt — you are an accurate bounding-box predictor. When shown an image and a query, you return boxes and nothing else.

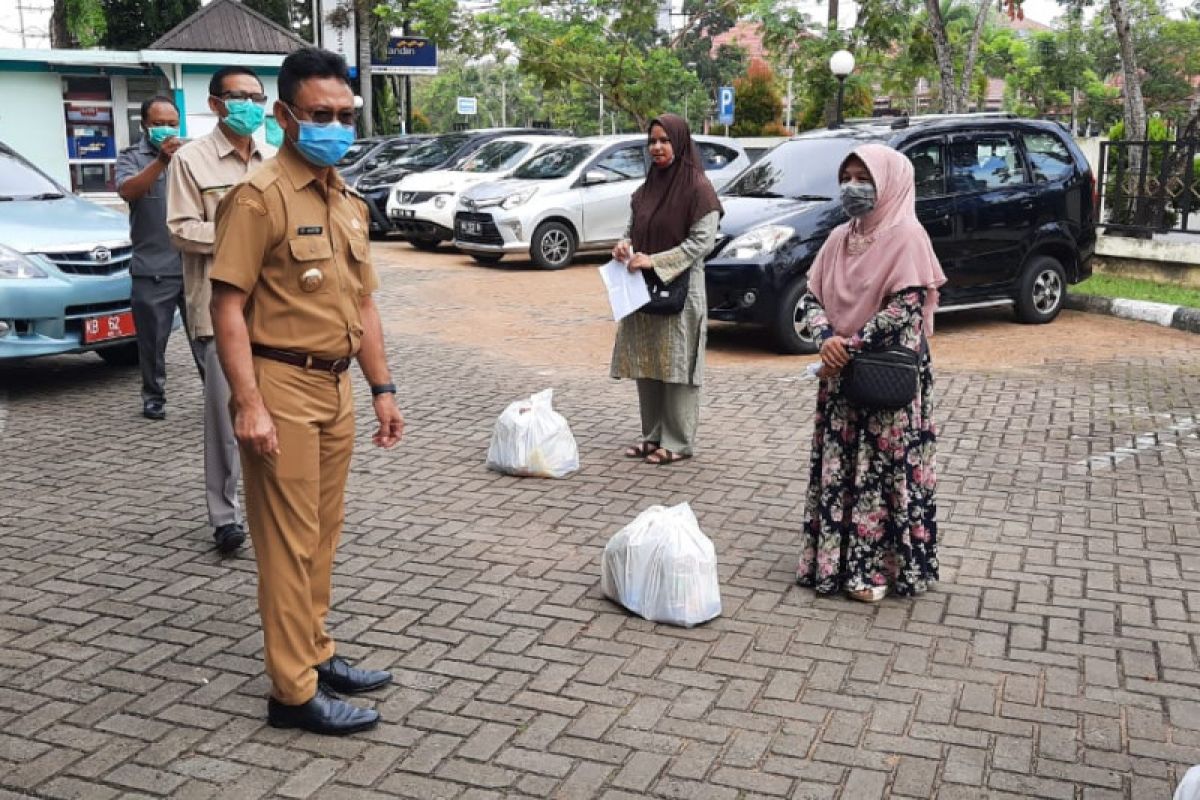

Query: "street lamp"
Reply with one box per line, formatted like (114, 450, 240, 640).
(829, 49, 855, 129)
(684, 62, 697, 125)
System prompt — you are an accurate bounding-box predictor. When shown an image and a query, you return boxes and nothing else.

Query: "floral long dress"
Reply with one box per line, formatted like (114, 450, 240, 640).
(796, 287, 939, 597)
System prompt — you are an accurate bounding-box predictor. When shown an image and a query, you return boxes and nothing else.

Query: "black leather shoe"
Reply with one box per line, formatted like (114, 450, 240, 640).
(267, 687, 380, 735)
(143, 401, 166, 420)
(316, 656, 392, 694)
(213, 523, 245, 554)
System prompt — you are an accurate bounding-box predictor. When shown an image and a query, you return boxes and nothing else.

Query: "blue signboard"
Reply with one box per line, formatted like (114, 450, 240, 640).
(718, 86, 735, 126)
(372, 36, 439, 75)
(67, 134, 117, 160)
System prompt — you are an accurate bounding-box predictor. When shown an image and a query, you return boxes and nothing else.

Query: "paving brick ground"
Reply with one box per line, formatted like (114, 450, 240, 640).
(1, 243, 1198, 799)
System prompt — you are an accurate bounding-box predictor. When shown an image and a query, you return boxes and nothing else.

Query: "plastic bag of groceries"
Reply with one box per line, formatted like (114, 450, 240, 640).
(486, 388, 580, 479)
(601, 502, 721, 627)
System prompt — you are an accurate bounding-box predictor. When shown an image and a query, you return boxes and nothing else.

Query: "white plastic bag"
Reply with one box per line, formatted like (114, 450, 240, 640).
(486, 389, 580, 478)
(1175, 766, 1200, 800)
(601, 502, 722, 627)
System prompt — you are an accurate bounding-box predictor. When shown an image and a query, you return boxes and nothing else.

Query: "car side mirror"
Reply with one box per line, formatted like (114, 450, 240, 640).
(584, 170, 610, 185)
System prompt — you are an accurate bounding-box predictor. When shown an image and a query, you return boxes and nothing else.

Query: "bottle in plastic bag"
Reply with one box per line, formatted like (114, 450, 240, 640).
(485, 388, 580, 479)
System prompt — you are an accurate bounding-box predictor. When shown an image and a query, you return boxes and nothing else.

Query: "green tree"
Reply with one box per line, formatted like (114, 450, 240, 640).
(98, 0, 198, 50)
(242, 0, 314, 41)
(51, 0, 106, 47)
(730, 60, 783, 135)
(473, 0, 743, 129)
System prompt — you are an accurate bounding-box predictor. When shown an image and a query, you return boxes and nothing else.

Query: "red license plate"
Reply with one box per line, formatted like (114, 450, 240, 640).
(83, 311, 136, 344)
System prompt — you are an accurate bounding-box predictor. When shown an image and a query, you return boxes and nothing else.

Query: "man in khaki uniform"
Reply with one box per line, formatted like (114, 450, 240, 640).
(167, 66, 269, 554)
(210, 47, 403, 736)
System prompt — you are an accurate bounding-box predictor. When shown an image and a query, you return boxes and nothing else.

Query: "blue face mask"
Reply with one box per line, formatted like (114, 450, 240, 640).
(218, 98, 265, 137)
(285, 105, 355, 167)
(146, 126, 179, 148)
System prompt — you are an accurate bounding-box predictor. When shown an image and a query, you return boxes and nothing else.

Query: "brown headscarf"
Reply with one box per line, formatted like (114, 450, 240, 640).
(628, 114, 723, 255)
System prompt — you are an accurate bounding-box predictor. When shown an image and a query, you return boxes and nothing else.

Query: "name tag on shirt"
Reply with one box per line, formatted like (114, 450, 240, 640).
(297, 226, 323, 235)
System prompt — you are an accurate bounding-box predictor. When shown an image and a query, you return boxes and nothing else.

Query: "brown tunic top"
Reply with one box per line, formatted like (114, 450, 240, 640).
(210, 144, 379, 360)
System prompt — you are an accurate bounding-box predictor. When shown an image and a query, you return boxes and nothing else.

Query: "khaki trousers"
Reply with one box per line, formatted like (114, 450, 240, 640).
(636, 378, 700, 456)
(240, 357, 354, 705)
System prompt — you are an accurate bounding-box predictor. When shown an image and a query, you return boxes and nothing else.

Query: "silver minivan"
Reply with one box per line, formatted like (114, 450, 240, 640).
(453, 134, 748, 269)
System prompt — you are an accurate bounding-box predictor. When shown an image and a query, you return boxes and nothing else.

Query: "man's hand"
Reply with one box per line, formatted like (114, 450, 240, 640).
(233, 396, 278, 457)
(372, 394, 405, 449)
(819, 335, 852, 369)
(626, 252, 653, 273)
(157, 137, 183, 163)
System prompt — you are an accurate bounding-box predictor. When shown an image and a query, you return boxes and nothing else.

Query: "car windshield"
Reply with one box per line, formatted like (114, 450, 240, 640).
(513, 143, 596, 179)
(0, 149, 64, 200)
(338, 140, 378, 167)
(721, 137, 861, 200)
(397, 134, 471, 168)
(461, 141, 532, 173)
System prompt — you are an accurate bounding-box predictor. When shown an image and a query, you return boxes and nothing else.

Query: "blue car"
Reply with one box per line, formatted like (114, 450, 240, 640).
(0, 142, 137, 364)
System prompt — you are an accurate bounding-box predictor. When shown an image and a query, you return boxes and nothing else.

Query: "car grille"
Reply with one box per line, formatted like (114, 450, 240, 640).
(65, 300, 130, 318)
(397, 191, 436, 205)
(455, 212, 504, 246)
(38, 245, 133, 276)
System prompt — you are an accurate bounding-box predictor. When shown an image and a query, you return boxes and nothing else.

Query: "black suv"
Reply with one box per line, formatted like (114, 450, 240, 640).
(356, 128, 568, 237)
(706, 114, 1097, 352)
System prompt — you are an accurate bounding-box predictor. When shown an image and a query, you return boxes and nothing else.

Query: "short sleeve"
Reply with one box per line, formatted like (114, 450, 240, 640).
(211, 184, 274, 293)
(114, 149, 141, 190)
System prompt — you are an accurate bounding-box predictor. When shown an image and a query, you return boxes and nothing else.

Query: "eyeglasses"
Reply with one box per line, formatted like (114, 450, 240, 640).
(289, 104, 357, 127)
(218, 92, 269, 106)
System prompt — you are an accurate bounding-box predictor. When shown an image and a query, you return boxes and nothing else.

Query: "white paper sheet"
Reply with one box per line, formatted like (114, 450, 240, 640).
(599, 259, 651, 321)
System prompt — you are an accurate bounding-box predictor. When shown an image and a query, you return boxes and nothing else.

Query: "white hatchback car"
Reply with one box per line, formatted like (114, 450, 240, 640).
(385, 135, 573, 250)
(453, 134, 749, 269)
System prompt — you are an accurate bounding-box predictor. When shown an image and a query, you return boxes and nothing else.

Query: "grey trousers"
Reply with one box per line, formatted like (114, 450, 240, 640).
(636, 378, 701, 456)
(192, 337, 242, 528)
(131, 275, 201, 405)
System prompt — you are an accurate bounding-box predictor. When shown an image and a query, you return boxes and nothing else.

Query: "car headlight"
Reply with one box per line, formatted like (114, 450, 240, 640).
(500, 188, 537, 210)
(722, 225, 795, 260)
(0, 244, 48, 279)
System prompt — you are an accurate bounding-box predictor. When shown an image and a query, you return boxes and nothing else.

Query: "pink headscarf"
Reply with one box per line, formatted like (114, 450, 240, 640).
(807, 143, 947, 338)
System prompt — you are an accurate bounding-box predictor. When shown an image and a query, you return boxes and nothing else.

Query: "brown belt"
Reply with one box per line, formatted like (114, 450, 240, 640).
(251, 344, 352, 374)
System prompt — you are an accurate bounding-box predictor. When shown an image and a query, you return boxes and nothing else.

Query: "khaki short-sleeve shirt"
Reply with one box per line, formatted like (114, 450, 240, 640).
(211, 145, 379, 360)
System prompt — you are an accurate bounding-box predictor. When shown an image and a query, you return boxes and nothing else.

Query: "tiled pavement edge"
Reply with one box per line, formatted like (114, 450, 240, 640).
(1066, 293, 1200, 335)
(1, 271, 1199, 799)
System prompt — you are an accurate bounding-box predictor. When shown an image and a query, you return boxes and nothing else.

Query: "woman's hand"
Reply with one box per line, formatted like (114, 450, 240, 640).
(626, 252, 653, 273)
(612, 239, 632, 263)
(819, 336, 851, 369)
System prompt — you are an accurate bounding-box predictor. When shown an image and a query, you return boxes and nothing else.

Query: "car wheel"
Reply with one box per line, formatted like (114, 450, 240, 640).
(97, 342, 139, 366)
(772, 278, 819, 355)
(1015, 255, 1066, 324)
(368, 230, 388, 241)
(470, 253, 503, 265)
(530, 222, 576, 270)
(409, 237, 441, 251)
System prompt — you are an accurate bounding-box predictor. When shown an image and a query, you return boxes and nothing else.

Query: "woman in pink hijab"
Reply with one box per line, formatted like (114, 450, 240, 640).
(795, 143, 947, 603)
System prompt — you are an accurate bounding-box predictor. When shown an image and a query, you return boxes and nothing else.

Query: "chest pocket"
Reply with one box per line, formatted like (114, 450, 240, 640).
(345, 237, 370, 293)
(287, 236, 335, 295)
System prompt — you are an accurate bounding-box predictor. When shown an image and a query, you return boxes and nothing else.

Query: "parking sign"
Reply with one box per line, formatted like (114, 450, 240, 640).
(718, 86, 735, 126)
(457, 96, 478, 116)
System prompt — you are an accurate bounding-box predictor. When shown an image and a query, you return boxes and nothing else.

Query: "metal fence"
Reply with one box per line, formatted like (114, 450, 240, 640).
(1097, 138, 1199, 235)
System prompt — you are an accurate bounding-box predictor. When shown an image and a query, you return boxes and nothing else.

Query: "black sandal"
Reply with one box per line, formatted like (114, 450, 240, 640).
(645, 447, 691, 465)
(624, 441, 659, 459)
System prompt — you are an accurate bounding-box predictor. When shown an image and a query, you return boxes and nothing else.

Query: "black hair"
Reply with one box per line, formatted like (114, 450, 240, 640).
(140, 94, 178, 121)
(209, 66, 262, 97)
(278, 47, 350, 105)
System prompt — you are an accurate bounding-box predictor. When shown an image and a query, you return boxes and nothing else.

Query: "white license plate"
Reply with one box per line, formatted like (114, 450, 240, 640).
(460, 221, 482, 235)
(392, 208, 416, 219)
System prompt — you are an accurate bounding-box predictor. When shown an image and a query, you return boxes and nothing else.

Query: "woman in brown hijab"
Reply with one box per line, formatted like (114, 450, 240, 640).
(610, 113, 723, 465)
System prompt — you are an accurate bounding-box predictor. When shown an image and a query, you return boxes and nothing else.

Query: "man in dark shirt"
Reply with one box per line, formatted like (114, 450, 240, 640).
(115, 95, 200, 419)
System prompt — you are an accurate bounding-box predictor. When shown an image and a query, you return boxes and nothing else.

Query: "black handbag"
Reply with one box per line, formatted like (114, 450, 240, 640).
(640, 268, 690, 315)
(841, 343, 922, 410)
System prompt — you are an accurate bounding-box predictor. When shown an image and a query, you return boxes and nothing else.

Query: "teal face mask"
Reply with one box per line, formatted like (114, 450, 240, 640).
(146, 126, 179, 148)
(218, 98, 265, 136)
(264, 116, 284, 148)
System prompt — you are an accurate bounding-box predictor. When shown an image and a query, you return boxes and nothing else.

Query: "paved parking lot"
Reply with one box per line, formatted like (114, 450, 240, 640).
(1, 241, 1198, 799)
